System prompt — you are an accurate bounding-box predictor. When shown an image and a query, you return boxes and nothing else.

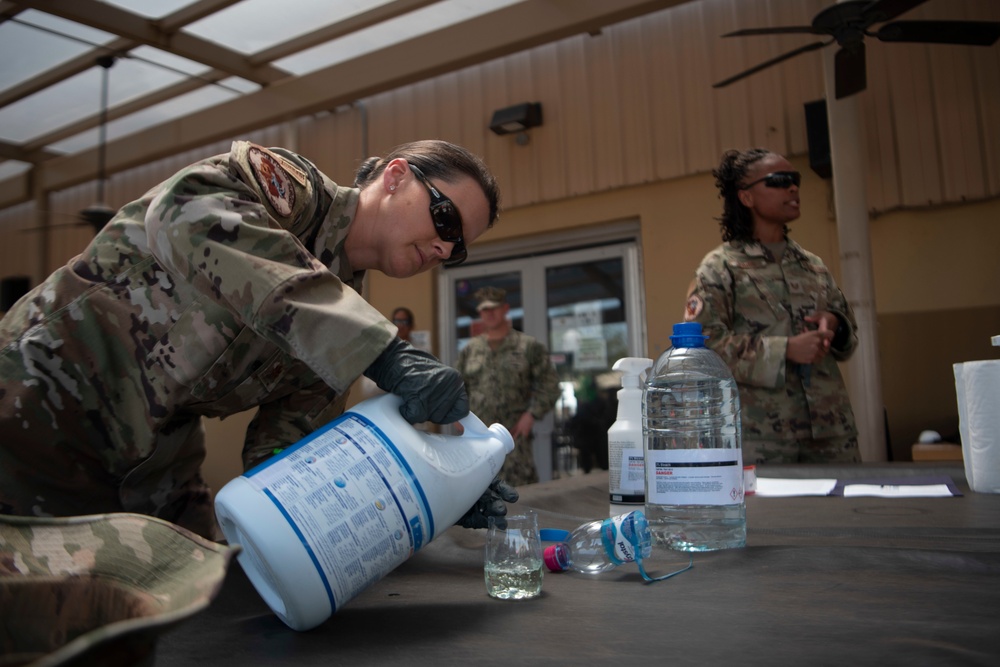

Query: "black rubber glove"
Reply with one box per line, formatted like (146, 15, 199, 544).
(363, 337, 469, 424)
(456, 477, 519, 530)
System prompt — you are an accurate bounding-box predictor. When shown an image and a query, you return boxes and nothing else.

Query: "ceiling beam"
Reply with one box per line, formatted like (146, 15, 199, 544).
(0, 0, 445, 153)
(17, 71, 233, 153)
(0, 0, 685, 207)
(0, 140, 58, 163)
(1, 0, 246, 109)
(14, 0, 291, 85)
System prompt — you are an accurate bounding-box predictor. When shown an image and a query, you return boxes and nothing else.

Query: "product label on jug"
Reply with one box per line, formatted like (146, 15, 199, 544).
(245, 413, 432, 612)
(646, 448, 744, 505)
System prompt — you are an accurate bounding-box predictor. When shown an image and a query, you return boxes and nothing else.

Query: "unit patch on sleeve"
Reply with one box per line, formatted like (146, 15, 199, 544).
(684, 294, 704, 321)
(248, 146, 296, 217)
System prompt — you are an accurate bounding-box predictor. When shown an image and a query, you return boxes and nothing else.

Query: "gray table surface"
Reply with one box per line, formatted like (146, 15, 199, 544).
(157, 463, 1000, 666)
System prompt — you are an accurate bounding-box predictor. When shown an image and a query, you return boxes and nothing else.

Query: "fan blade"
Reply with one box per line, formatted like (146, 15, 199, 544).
(835, 43, 867, 99)
(722, 26, 818, 37)
(861, 0, 931, 25)
(714, 40, 830, 89)
(80, 205, 116, 234)
(876, 20, 1000, 46)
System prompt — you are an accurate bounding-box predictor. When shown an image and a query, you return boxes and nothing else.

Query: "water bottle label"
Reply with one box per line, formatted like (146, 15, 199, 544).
(244, 412, 432, 612)
(599, 512, 642, 564)
(646, 448, 744, 505)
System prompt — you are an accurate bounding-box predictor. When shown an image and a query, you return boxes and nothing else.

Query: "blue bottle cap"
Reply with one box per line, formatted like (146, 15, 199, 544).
(669, 321, 708, 348)
(539, 528, 570, 542)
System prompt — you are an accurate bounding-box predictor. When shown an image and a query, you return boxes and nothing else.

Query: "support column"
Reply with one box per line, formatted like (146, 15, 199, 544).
(822, 46, 887, 462)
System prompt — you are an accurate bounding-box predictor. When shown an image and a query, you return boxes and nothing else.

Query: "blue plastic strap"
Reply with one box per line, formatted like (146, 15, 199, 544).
(636, 553, 694, 583)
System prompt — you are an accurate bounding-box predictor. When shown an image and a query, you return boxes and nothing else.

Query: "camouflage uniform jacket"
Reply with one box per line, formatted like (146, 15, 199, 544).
(0, 141, 395, 538)
(684, 239, 858, 442)
(455, 329, 560, 485)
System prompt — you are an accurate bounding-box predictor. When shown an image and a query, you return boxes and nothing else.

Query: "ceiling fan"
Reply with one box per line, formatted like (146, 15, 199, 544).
(713, 0, 1000, 99)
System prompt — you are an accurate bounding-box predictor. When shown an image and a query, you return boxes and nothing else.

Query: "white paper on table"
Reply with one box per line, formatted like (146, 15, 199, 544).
(842, 483, 955, 498)
(754, 477, 837, 497)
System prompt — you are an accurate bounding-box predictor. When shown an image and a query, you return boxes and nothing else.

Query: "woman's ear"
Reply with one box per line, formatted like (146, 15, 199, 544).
(381, 158, 409, 194)
(738, 189, 752, 209)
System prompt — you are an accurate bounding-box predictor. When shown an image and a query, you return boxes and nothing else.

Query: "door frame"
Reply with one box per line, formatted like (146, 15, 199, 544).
(436, 220, 646, 366)
(435, 221, 646, 482)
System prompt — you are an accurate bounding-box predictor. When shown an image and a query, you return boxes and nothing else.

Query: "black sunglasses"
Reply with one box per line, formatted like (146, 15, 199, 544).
(740, 171, 801, 190)
(408, 163, 467, 267)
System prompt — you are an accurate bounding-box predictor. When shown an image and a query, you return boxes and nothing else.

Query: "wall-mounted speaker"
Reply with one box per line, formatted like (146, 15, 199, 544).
(1, 276, 31, 311)
(804, 99, 832, 180)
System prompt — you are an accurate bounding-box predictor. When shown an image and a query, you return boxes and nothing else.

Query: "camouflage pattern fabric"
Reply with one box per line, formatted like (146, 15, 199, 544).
(0, 142, 396, 539)
(743, 435, 860, 464)
(456, 329, 560, 486)
(0, 512, 237, 667)
(684, 239, 860, 463)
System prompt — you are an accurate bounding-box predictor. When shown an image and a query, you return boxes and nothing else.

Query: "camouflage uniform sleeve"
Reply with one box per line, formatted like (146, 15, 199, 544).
(145, 142, 393, 394)
(825, 280, 858, 362)
(526, 339, 560, 419)
(242, 380, 349, 470)
(685, 248, 786, 389)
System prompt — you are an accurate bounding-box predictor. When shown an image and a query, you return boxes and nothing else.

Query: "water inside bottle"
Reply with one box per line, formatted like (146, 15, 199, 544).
(643, 373, 746, 551)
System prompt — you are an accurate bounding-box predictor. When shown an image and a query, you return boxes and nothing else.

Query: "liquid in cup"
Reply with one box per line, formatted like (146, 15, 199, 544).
(484, 511, 544, 600)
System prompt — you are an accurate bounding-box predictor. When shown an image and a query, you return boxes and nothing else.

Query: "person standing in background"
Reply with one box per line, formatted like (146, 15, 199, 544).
(684, 148, 860, 465)
(391, 307, 415, 343)
(456, 287, 560, 486)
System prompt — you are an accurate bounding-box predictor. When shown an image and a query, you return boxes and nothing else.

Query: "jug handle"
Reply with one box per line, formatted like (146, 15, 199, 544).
(458, 411, 491, 437)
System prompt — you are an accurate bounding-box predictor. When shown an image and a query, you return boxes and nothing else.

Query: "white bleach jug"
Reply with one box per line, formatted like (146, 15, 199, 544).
(214, 393, 514, 631)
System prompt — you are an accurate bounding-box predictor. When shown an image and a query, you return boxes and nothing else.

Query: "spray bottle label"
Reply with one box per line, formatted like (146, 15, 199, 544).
(646, 448, 744, 505)
(244, 412, 432, 611)
(609, 441, 645, 500)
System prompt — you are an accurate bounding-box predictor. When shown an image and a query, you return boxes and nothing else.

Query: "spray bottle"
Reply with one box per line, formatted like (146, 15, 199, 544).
(608, 357, 652, 505)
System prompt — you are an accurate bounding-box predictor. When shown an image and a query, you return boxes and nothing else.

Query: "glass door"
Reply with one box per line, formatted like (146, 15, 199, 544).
(439, 240, 645, 482)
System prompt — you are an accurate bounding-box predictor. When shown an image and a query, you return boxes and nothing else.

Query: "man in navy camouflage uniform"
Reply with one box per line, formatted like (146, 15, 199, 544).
(0, 139, 517, 538)
(456, 287, 560, 486)
(685, 148, 860, 464)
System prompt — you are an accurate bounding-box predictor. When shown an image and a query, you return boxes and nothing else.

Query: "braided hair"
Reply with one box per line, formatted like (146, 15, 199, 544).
(712, 148, 783, 243)
(353, 140, 500, 228)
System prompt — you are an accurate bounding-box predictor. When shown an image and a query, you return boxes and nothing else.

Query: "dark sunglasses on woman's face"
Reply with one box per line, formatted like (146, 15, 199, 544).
(740, 170, 801, 190)
(408, 163, 467, 267)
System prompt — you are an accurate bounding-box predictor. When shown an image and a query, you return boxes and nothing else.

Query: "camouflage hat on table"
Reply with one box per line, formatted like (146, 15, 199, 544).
(0, 513, 238, 667)
(475, 286, 507, 311)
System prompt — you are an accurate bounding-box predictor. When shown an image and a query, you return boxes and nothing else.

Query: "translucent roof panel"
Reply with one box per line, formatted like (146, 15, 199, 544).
(184, 0, 400, 55)
(2, 0, 622, 194)
(0, 10, 116, 90)
(103, 0, 202, 20)
(274, 0, 525, 75)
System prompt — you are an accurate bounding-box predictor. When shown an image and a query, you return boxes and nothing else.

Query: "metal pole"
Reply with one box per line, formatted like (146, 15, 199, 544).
(96, 55, 115, 206)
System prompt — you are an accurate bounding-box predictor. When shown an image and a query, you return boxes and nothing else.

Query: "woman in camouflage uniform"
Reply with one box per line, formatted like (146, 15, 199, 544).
(684, 148, 860, 464)
(0, 139, 516, 538)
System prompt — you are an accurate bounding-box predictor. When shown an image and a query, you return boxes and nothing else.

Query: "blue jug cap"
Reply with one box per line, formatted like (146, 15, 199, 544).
(669, 321, 708, 348)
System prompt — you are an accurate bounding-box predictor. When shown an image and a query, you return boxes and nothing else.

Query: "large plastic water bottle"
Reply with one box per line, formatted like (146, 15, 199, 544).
(542, 511, 652, 574)
(642, 322, 746, 551)
(214, 393, 514, 631)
